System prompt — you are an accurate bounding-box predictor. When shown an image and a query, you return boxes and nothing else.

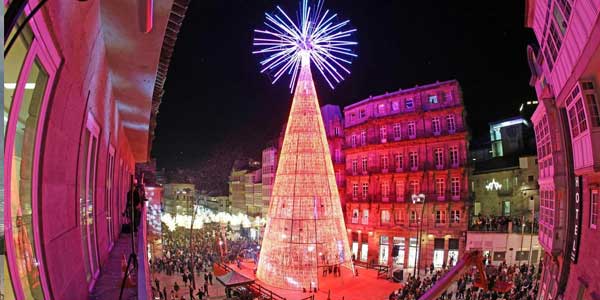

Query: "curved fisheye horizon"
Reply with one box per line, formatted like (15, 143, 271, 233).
(3, 0, 600, 299)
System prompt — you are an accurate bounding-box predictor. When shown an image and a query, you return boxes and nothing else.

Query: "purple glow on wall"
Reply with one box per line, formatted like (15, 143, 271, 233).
(253, 0, 357, 91)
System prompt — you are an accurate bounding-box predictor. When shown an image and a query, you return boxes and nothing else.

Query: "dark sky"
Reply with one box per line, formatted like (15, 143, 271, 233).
(152, 0, 537, 172)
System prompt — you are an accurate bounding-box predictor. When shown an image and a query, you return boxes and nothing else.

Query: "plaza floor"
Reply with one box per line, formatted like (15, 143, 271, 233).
(227, 261, 404, 300)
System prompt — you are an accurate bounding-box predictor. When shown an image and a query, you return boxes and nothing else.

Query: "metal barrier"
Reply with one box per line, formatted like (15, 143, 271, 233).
(247, 282, 287, 300)
(216, 262, 287, 300)
(137, 205, 152, 299)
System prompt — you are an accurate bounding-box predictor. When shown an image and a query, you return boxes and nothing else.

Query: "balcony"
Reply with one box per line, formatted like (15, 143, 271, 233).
(497, 188, 513, 196)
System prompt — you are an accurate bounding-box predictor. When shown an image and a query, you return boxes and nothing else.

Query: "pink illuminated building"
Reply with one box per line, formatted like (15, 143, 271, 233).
(3, 1, 189, 299)
(343, 80, 469, 273)
(525, 0, 600, 298)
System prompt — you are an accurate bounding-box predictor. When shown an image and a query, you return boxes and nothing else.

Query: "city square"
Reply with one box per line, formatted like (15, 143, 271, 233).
(2, 0, 600, 300)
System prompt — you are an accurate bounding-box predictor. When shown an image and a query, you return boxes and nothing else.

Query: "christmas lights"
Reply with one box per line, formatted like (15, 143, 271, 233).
(255, 53, 353, 290)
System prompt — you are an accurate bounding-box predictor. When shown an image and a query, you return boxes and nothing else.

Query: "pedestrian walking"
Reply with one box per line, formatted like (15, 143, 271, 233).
(208, 271, 213, 285)
(196, 288, 204, 300)
(174, 282, 180, 295)
(203, 281, 209, 296)
(189, 285, 195, 300)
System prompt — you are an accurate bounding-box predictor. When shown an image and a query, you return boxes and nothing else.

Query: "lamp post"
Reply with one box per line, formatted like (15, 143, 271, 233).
(411, 193, 426, 278)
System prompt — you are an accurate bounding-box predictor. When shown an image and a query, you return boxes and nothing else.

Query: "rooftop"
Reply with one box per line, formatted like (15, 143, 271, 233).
(345, 79, 459, 110)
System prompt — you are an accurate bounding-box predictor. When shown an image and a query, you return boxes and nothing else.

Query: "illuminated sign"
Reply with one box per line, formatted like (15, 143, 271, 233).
(485, 179, 502, 191)
(570, 176, 583, 263)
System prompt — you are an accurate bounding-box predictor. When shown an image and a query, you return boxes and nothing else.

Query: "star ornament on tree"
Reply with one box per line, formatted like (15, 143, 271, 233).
(253, 0, 358, 92)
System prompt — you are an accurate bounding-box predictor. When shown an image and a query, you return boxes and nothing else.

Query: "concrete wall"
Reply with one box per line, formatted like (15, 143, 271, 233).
(466, 232, 542, 266)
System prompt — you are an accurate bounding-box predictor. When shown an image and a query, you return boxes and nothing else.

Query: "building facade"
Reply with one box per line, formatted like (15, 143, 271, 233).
(163, 183, 196, 215)
(2, 0, 188, 299)
(466, 232, 542, 266)
(470, 155, 540, 218)
(261, 146, 278, 217)
(489, 117, 536, 158)
(321, 105, 347, 209)
(244, 169, 263, 216)
(525, 0, 600, 298)
(228, 159, 260, 214)
(342, 80, 469, 273)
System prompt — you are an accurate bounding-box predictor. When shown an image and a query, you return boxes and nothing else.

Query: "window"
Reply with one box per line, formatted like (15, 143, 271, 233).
(352, 183, 359, 199)
(432, 117, 441, 135)
(434, 148, 444, 169)
(5, 22, 55, 298)
(444, 91, 452, 102)
(392, 101, 400, 111)
(378, 103, 386, 114)
(395, 209, 405, 224)
(429, 95, 438, 104)
(106, 146, 116, 248)
(409, 151, 418, 170)
(80, 114, 101, 284)
(568, 106, 580, 137)
(435, 178, 445, 199)
(451, 210, 460, 223)
(528, 175, 535, 182)
(362, 209, 369, 224)
(405, 98, 414, 109)
(587, 94, 600, 127)
(351, 135, 357, 147)
(553, 5, 567, 35)
(362, 183, 369, 199)
(567, 85, 590, 138)
(576, 100, 588, 132)
(334, 149, 341, 163)
(361, 131, 367, 145)
(380, 126, 387, 141)
(449, 146, 459, 167)
(447, 115, 456, 133)
(352, 159, 358, 174)
(362, 157, 368, 173)
(393, 123, 401, 139)
(556, 0, 572, 23)
(409, 180, 420, 195)
(359, 109, 366, 118)
(395, 153, 404, 170)
(436, 210, 447, 224)
(451, 177, 460, 198)
(381, 155, 389, 170)
(396, 181, 405, 202)
(377, 180, 388, 199)
(410, 210, 418, 224)
(381, 210, 391, 223)
(591, 190, 599, 229)
(408, 122, 416, 138)
(334, 127, 340, 136)
(352, 209, 359, 223)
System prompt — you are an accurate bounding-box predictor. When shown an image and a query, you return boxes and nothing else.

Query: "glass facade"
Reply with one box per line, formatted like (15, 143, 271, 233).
(4, 17, 53, 300)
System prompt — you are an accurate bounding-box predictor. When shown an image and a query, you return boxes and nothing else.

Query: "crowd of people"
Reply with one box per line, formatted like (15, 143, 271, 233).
(389, 261, 541, 300)
(149, 223, 261, 300)
(470, 214, 538, 233)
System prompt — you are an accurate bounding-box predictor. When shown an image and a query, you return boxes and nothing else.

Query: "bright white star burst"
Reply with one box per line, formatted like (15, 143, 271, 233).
(253, 0, 358, 92)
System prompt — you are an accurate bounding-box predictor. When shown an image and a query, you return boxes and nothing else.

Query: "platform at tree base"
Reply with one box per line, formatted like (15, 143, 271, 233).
(227, 261, 404, 300)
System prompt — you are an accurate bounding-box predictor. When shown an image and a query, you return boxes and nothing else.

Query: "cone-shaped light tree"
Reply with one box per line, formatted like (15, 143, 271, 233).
(253, 0, 358, 290)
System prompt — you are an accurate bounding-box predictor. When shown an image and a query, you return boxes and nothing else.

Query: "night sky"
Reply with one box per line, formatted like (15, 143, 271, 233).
(152, 0, 537, 180)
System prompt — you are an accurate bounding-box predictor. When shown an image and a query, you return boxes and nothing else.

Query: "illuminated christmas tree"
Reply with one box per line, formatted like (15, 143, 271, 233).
(252, 0, 357, 290)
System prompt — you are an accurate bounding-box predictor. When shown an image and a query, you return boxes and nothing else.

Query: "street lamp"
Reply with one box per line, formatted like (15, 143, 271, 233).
(411, 193, 426, 278)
